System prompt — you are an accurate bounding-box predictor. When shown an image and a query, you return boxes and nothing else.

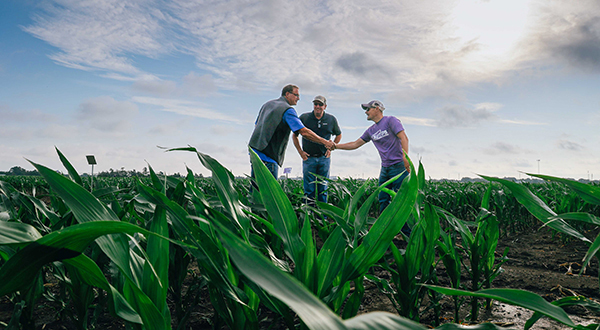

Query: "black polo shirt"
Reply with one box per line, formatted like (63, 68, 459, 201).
(298, 111, 341, 157)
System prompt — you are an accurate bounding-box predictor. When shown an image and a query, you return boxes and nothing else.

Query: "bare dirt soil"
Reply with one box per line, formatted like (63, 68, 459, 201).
(1, 226, 599, 329)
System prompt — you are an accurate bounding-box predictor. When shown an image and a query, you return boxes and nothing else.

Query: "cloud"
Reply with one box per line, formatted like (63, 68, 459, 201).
(210, 125, 233, 136)
(434, 104, 498, 128)
(0, 105, 57, 123)
(132, 76, 177, 96)
(557, 139, 584, 151)
(483, 142, 523, 155)
(401, 116, 436, 127)
(76, 96, 138, 132)
(521, 1, 600, 71)
(335, 52, 391, 80)
(23, 0, 170, 74)
(182, 72, 217, 97)
(132, 96, 246, 124)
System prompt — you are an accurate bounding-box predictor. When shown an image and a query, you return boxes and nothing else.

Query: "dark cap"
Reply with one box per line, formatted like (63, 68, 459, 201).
(313, 95, 327, 106)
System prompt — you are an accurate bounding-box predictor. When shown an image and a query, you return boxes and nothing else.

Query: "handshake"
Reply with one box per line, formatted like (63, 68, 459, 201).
(323, 140, 337, 151)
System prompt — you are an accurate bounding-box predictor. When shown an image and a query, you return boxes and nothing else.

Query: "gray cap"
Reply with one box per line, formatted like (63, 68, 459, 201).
(312, 95, 327, 106)
(361, 100, 385, 111)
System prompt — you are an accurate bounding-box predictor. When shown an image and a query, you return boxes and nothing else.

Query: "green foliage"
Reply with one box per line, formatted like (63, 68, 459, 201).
(2, 148, 600, 330)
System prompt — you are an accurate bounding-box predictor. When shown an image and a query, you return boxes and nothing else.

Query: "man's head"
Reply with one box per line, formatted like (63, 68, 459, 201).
(312, 95, 327, 118)
(361, 100, 384, 121)
(282, 84, 300, 106)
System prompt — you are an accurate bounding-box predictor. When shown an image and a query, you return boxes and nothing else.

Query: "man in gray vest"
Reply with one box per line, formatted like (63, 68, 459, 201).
(292, 95, 342, 206)
(249, 84, 335, 186)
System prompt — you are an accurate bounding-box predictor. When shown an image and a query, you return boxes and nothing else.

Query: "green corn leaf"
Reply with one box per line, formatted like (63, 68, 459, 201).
(342, 159, 418, 282)
(142, 205, 171, 326)
(525, 296, 600, 330)
(55, 147, 83, 186)
(436, 323, 513, 330)
(301, 215, 317, 293)
(0, 220, 151, 297)
(169, 146, 251, 239)
(316, 227, 348, 298)
(135, 181, 248, 305)
(65, 254, 142, 324)
(29, 160, 140, 282)
(212, 218, 346, 330)
(479, 175, 590, 243)
(249, 148, 306, 267)
(0, 221, 43, 246)
(344, 312, 428, 329)
(527, 173, 600, 206)
(424, 286, 574, 327)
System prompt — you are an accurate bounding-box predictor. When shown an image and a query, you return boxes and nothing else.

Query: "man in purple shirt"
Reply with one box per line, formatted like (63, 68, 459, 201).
(335, 100, 411, 234)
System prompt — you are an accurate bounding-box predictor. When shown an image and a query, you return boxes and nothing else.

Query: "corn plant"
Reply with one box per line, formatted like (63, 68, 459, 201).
(436, 184, 508, 322)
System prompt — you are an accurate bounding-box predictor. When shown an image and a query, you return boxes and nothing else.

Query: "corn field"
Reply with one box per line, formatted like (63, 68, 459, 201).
(1, 147, 600, 330)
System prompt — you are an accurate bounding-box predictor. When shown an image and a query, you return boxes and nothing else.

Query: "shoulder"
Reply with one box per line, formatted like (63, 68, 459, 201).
(324, 112, 338, 121)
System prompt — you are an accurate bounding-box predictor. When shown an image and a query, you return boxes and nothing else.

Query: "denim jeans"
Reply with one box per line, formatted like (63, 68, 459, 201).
(303, 156, 330, 206)
(378, 162, 410, 235)
(250, 160, 278, 192)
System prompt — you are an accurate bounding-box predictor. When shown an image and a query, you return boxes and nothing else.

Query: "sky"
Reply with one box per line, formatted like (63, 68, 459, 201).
(1, 0, 599, 180)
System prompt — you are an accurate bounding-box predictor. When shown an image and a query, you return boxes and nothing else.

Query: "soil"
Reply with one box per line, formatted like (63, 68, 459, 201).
(1, 226, 599, 329)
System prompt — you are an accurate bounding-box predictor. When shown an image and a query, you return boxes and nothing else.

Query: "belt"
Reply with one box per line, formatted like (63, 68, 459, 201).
(308, 154, 325, 157)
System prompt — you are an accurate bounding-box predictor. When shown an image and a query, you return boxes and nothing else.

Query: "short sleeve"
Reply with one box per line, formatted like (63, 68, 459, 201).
(389, 117, 404, 135)
(283, 108, 305, 133)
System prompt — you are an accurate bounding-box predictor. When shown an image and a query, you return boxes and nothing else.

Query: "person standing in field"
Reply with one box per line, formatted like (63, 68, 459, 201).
(335, 100, 411, 234)
(292, 95, 342, 206)
(248, 85, 335, 187)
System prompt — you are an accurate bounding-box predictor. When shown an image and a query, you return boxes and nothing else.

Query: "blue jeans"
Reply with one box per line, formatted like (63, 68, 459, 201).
(303, 156, 330, 206)
(250, 161, 278, 192)
(378, 162, 410, 235)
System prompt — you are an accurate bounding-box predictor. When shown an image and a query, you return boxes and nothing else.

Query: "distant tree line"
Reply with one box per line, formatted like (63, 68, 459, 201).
(0, 166, 40, 176)
(0, 166, 203, 179)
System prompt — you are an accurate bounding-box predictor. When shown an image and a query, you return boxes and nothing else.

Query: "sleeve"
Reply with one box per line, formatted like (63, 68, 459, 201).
(360, 129, 371, 143)
(331, 116, 342, 136)
(390, 117, 405, 135)
(283, 108, 305, 133)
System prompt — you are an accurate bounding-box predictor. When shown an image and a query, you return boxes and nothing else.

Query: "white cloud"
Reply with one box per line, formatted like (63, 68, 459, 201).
(132, 96, 247, 124)
(483, 142, 524, 155)
(76, 96, 139, 132)
(132, 75, 177, 96)
(182, 72, 217, 97)
(23, 0, 170, 74)
(557, 139, 584, 151)
(435, 104, 498, 128)
(519, 0, 600, 72)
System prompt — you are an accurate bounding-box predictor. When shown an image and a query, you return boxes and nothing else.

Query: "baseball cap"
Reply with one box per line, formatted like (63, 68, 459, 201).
(312, 95, 327, 106)
(361, 100, 385, 111)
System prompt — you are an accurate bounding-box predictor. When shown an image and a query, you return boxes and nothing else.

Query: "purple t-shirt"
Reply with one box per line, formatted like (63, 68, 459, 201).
(360, 116, 405, 167)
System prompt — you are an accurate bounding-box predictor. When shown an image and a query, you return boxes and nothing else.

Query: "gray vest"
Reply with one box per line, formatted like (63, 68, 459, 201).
(248, 96, 293, 166)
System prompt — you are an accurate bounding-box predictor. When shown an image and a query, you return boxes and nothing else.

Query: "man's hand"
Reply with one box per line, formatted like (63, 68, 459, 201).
(300, 151, 309, 161)
(323, 139, 335, 150)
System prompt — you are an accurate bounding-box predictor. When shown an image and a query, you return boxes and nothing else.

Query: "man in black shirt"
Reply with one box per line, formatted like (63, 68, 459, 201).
(292, 95, 342, 206)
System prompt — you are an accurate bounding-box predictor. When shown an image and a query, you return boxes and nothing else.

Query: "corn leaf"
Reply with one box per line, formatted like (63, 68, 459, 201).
(316, 227, 348, 298)
(0, 221, 43, 246)
(213, 218, 346, 330)
(425, 286, 574, 327)
(29, 160, 140, 281)
(342, 159, 418, 282)
(135, 181, 248, 305)
(527, 173, 600, 206)
(249, 148, 306, 267)
(0, 220, 151, 297)
(169, 146, 251, 239)
(479, 175, 590, 243)
(56, 147, 83, 186)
